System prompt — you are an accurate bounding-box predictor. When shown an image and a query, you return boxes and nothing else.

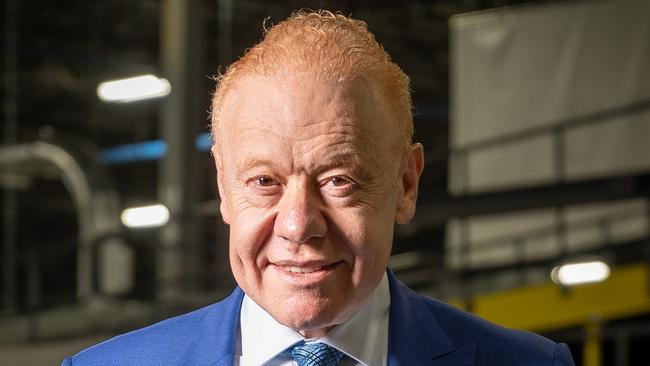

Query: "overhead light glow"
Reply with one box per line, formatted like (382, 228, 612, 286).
(551, 260, 610, 286)
(97, 74, 171, 103)
(121, 204, 169, 228)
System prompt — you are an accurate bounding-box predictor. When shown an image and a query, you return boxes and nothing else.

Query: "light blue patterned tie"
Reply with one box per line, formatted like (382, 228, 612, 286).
(291, 342, 344, 366)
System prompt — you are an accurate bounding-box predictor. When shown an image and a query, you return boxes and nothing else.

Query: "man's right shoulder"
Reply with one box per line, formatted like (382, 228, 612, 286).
(61, 287, 244, 366)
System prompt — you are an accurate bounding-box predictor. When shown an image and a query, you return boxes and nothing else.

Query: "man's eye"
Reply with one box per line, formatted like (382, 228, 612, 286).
(322, 176, 357, 195)
(329, 176, 351, 187)
(253, 175, 278, 187)
(321, 176, 356, 197)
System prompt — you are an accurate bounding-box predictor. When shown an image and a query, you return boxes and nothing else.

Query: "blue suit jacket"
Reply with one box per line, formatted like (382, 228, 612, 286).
(62, 271, 574, 365)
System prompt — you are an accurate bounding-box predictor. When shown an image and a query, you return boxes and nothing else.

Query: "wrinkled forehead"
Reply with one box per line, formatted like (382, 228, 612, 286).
(215, 73, 399, 158)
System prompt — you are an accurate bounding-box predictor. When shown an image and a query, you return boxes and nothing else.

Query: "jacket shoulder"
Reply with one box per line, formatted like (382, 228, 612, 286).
(412, 290, 573, 365)
(390, 283, 573, 366)
(64, 288, 243, 366)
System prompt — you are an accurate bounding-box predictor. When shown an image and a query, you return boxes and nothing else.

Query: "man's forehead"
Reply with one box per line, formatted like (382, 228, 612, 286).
(234, 150, 367, 173)
(213, 72, 403, 172)
(221, 121, 379, 168)
(222, 72, 366, 108)
(219, 74, 382, 133)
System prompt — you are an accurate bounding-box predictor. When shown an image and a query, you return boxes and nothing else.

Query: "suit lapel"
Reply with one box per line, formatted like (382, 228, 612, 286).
(387, 270, 476, 366)
(205, 287, 245, 366)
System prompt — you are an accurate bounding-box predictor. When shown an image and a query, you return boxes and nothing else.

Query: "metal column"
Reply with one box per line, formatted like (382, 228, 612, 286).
(2, 0, 18, 313)
(583, 319, 602, 366)
(158, 0, 203, 301)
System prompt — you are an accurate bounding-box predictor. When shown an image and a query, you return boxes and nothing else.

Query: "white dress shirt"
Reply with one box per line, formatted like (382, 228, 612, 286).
(235, 273, 390, 366)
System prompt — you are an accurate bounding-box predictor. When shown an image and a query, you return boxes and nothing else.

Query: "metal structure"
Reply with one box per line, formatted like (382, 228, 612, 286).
(0, 138, 126, 302)
(1, 1, 649, 365)
(157, 0, 204, 301)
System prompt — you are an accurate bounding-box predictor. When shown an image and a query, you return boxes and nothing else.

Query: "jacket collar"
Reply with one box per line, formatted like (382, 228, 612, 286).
(209, 287, 244, 366)
(208, 270, 476, 366)
(387, 270, 476, 366)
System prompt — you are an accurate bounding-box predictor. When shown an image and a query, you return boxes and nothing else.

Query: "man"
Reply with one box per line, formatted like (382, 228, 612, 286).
(62, 10, 575, 366)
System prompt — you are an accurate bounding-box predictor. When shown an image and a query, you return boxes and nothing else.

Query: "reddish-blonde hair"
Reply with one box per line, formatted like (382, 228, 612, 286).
(210, 10, 413, 153)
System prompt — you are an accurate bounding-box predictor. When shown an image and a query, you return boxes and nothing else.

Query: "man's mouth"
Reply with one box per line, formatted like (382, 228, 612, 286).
(285, 266, 324, 274)
(271, 261, 341, 276)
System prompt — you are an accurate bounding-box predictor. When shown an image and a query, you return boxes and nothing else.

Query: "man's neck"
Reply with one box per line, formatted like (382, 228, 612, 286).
(237, 272, 391, 366)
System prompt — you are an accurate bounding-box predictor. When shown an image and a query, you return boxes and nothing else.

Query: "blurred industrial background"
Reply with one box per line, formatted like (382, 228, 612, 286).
(1, 0, 649, 365)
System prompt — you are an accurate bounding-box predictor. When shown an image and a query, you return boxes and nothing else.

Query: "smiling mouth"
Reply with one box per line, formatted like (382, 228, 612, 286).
(272, 261, 341, 275)
(285, 266, 324, 273)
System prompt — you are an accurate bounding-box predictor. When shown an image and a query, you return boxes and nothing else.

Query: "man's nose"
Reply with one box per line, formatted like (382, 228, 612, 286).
(274, 183, 327, 244)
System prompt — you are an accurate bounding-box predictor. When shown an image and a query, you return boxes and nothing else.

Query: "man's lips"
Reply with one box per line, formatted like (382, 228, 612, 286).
(270, 260, 341, 274)
(284, 266, 325, 274)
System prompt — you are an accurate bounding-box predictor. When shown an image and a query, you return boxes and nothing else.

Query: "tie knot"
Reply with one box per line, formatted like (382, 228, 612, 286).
(291, 342, 344, 366)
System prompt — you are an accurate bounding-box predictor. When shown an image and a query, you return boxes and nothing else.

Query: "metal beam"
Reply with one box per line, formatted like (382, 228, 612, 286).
(463, 263, 650, 333)
(415, 172, 650, 227)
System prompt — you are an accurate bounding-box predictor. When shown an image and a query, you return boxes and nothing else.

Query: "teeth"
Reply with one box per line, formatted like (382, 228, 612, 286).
(286, 266, 323, 273)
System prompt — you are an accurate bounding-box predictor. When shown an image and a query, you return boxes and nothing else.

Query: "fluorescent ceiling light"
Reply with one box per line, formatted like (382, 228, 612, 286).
(97, 74, 171, 102)
(121, 204, 170, 228)
(551, 260, 610, 286)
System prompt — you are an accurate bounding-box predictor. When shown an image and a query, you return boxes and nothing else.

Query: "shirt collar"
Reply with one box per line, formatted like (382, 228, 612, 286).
(238, 294, 303, 366)
(238, 272, 390, 366)
(320, 273, 390, 366)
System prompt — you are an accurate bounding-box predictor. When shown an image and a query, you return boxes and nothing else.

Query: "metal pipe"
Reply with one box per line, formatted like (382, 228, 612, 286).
(0, 140, 124, 301)
(2, 0, 18, 314)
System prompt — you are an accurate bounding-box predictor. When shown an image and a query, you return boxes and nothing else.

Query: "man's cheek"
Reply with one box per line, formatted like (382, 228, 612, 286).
(232, 215, 274, 256)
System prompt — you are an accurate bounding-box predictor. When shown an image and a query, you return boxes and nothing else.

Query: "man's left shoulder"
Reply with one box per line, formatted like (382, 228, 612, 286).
(387, 274, 574, 366)
(411, 290, 574, 365)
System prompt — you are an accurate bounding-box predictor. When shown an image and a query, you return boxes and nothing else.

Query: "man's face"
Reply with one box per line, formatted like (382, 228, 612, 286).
(214, 73, 421, 336)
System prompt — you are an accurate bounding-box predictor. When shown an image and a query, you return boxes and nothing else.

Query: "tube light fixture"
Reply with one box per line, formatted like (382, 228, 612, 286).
(97, 74, 171, 103)
(121, 204, 170, 228)
(551, 259, 610, 286)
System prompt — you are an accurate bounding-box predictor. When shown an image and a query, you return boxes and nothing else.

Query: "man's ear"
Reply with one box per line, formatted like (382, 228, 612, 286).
(395, 143, 424, 225)
(211, 145, 231, 224)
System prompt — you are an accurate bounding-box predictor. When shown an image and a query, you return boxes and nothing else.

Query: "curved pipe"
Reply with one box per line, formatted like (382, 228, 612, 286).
(0, 139, 124, 301)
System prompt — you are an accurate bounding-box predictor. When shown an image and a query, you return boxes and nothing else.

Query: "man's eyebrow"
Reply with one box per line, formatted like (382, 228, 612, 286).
(235, 157, 277, 175)
(317, 153, 361, 169)
(314, 153, 373, 180)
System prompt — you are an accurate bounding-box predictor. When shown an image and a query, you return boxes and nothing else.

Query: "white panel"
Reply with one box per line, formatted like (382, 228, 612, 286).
(564, 199, 646, 225)
(565, 111, 650, 180)
(466, 135, 555, 192)
(468, 244, 516, 269)
(466, 209, 557, 268)
(99, 239, 134, 295)
(468, 209, 556, 243)
(565, 200, 647, 247)
(565, 224, 601, 252)
(524, 235, 560, 261)
(445, 218, 463, 269)
(446, 0, 650, 268)
(451, 5, 574, 147)
(610, 215, 648, 243)
(450, 0, 650, 148)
